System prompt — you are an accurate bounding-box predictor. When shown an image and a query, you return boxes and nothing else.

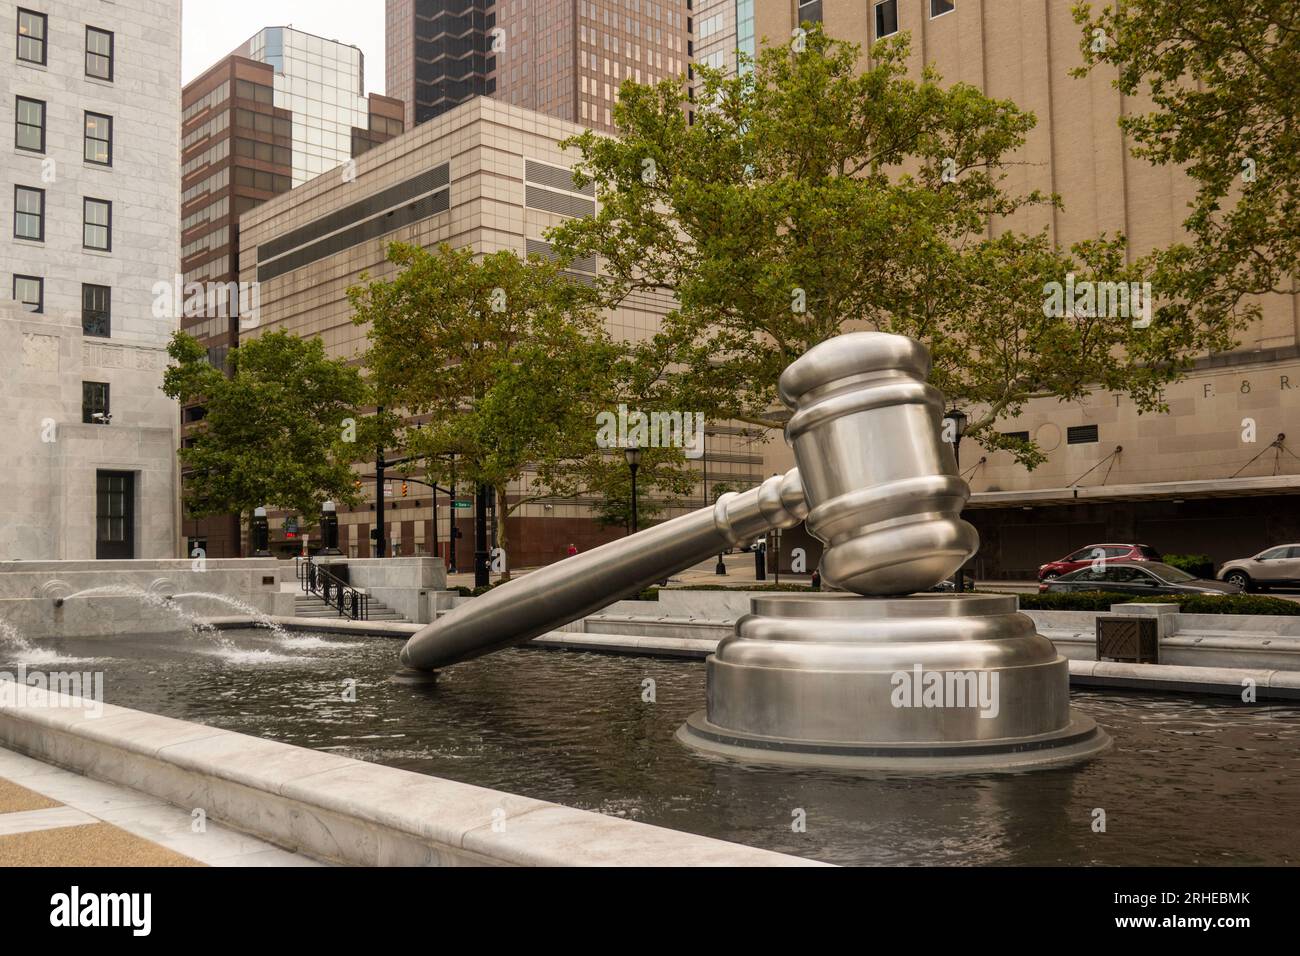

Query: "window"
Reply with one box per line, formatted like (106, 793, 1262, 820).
(798, 0, 823, 25)
(1067, 424, 1099, 444)
(1258, 547, 1289, 561)
(14, 185, 45, 240)
(1002, 430, 1030, 444)
(931, 0, 956, 17)
(16, 8, 47, 65)
(15, 96, 45, 151)
(83, 382, 111, 424)
(84, 112, 112, 165)
(82, 284, 110, 337)
(875, 0, 899, 38)
(13, 275, 43, 313)
(86, 26, 114, 80)
(83, 198, 112, 250)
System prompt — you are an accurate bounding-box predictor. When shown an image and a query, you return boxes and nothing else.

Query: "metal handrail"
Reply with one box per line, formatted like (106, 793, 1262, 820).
(296, 556, 369, 621)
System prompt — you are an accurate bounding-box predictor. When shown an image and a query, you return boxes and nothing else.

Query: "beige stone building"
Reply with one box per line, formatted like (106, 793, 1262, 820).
(238, 97, 764, 565)
(742, 1, 1300, 576)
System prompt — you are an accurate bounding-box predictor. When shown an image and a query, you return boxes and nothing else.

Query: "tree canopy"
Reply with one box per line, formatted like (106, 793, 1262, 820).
(349, 242, 695, 572)
(547, 25, 1239, 466)
(1073, 0, 1299, 337)
(161, 329, 368, 532)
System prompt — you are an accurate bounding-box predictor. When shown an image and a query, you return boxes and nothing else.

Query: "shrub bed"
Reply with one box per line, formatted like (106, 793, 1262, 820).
(455, 583, 501, 597)
(995, 589, 1300, 616)
(1161, 553, 1216, 578)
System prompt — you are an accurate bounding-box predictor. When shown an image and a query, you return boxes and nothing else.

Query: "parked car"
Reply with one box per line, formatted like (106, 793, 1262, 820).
(1040, 560, 1241, 596)
(1037, 544, 1163, 581)
(1217, 544, 1300, 591)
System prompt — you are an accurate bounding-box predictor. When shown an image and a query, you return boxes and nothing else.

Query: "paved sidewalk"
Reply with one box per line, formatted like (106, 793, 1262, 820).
(0, 748, 324, 867)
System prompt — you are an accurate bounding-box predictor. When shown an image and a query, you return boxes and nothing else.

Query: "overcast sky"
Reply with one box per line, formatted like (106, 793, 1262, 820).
(182, 0, 387, 95)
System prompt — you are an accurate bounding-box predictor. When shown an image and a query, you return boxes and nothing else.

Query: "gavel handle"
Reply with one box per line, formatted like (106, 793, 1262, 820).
(400, 469, 807, 671)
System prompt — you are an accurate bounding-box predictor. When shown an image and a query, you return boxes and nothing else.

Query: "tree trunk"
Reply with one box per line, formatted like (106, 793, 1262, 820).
(495, 484, 512, 582)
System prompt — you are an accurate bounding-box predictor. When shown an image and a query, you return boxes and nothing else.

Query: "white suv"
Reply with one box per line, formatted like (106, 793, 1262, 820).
(1218, 545, 1300, 591)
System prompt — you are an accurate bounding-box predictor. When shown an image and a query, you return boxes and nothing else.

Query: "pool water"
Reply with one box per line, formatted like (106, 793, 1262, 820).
(4, 627, 1298, 866)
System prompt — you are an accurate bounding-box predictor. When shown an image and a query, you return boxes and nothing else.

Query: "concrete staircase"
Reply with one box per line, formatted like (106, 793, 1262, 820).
(292, 591, 407, 623)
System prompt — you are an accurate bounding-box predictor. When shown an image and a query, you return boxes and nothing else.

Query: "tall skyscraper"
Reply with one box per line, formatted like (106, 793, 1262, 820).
(2, 0, 182, 559)
(180, 28, 404, 557)
(694, 0, 739, 75)
(386, 0, 694, 134)
(234, 27, 406, 186)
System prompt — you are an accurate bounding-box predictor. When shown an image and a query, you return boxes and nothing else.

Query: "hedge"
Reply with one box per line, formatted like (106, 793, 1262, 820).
(999, 589, 1300, 616)
(454, 583, 501, 597)
(1161, 553, 1216, 578)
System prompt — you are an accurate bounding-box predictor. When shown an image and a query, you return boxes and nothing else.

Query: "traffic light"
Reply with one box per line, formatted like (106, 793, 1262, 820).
(401, 481, 409, 497)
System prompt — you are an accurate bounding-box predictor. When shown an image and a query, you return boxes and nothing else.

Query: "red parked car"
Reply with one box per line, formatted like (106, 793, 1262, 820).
(1037, 543, 1163, 581)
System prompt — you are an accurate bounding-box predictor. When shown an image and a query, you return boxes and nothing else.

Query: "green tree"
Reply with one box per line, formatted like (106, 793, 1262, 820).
(547, 25, 1221, 466)
(1073, 0, 1298, 340)
(583, 445, 699, 531)
(350, 242, 631, 577)
(161, 330, 368, 541)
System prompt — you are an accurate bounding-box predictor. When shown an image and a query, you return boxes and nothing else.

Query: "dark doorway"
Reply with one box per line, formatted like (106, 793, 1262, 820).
(96, 470, 134, 559)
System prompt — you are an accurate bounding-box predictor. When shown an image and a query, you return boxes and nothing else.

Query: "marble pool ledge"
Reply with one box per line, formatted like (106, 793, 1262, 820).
(0, 683, 826, 868)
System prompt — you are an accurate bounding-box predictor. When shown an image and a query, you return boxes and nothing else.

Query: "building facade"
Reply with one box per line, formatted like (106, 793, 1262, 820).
(387, 0, 694, 134)
(1, 0, 182, 560)
(180, 28, 404, 557)
(718, 0, 1300, 576)
(238, 97, 764, 564)
(234, 27, 406, 187)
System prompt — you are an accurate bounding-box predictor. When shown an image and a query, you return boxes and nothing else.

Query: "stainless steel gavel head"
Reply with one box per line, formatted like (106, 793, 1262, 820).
(780, 331, 979, 595)
(400, 331, 978, 671)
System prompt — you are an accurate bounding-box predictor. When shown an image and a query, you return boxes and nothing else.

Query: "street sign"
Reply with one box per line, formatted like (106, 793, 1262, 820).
(452, 500, 473, 510)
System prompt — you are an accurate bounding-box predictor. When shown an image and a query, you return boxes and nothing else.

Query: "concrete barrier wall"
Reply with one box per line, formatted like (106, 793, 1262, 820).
(316, 557, 447, 624)
(0, 559, 291, 638)
(0, 685, 823, 867)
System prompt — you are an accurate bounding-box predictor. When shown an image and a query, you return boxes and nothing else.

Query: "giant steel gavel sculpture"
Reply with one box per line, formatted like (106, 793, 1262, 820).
(401, 332, 979, 672)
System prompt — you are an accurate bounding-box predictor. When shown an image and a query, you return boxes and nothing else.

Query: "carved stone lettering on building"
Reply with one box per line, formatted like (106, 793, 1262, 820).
(22, 333, 60, 371)
(82, 342, 164, 371)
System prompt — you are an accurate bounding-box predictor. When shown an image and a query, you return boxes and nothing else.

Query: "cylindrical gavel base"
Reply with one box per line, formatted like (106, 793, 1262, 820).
(677, 593, 1110, 773)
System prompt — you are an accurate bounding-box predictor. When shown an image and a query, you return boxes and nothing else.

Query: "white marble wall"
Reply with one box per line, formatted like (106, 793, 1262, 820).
(1, 1, 182, 560)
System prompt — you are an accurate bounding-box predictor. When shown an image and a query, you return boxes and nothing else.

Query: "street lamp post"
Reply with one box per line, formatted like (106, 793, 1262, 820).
(474, 483, 490, 588)
(624, 445, 642, 535)
(448, 454, 458, 574)
(945, 407, 969, 592)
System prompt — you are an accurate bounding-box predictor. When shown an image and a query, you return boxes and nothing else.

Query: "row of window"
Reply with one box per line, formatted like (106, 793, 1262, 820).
(369, 114, 404, 138)
(1003, 425, 1100, 446)
(871, 1, 957, 40)
(183, 107, 229, 152)
(15, 97, 113, 165)
(17, 8, 115, 79)
(233, 108, 293, 140)
(14, 185, 112, 250)
(183, 80, 230, 126)
(11, 276, 111, 336)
